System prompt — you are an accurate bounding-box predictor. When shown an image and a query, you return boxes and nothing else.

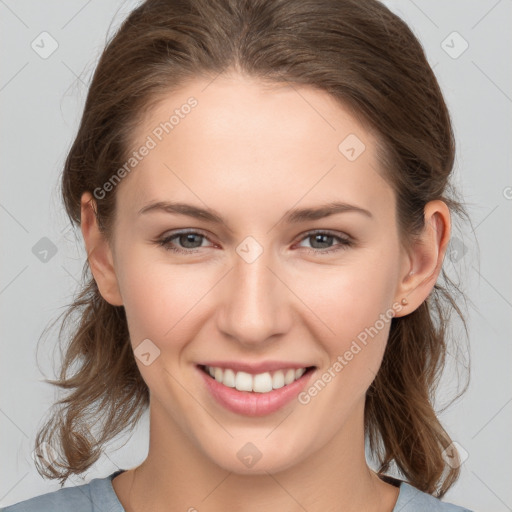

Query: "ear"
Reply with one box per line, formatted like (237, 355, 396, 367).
(80, 191, 123, 306)
(393, 200, 451, 317)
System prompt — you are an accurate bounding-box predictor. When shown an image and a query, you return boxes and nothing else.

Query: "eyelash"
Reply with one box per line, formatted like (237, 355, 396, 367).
(155, 229, 354, 256)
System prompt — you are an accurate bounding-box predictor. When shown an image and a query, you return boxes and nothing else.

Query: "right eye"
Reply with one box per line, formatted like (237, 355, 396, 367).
(156, 230, 214, 254)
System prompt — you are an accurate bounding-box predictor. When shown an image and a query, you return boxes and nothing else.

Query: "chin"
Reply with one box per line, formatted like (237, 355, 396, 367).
(202, 437, 306, 476)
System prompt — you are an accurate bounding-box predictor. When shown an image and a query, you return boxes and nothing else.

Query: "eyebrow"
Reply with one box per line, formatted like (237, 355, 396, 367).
(137, 200, 373, 227)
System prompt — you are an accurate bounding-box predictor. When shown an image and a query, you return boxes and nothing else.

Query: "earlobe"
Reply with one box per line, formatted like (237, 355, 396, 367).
(80, 192, 124, 306)
(394, 200, 451, 317)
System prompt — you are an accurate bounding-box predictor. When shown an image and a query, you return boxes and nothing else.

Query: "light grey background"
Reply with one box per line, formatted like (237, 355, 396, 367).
(1, 1, 511, 510)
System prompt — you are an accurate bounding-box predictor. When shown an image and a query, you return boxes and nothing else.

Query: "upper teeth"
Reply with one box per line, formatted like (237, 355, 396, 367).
(205, 365, 307, 393)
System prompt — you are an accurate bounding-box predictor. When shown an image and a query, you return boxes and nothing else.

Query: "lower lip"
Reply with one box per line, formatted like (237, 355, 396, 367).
(197, 365, 315, 417)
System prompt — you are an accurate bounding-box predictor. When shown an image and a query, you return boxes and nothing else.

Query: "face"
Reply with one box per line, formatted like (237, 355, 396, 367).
(102, 73, 410, 474)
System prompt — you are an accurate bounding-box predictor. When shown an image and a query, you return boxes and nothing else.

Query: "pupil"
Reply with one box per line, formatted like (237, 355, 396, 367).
(182, 234, 201, 248)
(313, 234, 332, 248)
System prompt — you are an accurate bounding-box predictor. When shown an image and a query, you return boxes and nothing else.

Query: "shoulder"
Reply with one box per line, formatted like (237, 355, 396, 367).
(0, 483, 95, 512)
(0, 471, 125, 512)
(394, 479, 474, 512)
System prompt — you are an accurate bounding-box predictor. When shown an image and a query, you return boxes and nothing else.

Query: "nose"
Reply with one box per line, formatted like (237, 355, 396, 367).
(216, 248, 292, 348)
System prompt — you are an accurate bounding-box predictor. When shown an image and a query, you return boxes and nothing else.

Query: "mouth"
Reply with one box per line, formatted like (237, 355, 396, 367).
(198, 364, 316, 393)
(196, 363, 317, 417)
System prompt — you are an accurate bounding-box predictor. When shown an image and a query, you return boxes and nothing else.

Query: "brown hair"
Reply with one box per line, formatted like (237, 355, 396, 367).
(35, 0, 472, 497)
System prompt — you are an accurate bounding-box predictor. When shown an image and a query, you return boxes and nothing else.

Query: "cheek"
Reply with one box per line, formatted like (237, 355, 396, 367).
(115, 250, 215, 343)
(116, 257, 211, 393)
(298, 256, 396, 364)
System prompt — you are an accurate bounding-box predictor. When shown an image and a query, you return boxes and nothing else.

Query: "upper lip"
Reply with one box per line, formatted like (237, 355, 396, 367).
(198, 361, 315, 375)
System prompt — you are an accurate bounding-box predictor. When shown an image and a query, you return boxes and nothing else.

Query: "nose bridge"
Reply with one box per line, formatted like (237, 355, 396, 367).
(218, 243, 289, 345)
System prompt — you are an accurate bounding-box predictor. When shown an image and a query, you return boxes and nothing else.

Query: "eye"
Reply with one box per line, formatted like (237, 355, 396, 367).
(294, 229, 354, 255)
(156, 230, 213, 254)
(155, 229, 354, 255)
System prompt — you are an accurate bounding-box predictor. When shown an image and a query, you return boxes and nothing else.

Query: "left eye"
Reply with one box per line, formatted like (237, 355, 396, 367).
(156, 229, 353, 255)
(295, 230, 353, 254)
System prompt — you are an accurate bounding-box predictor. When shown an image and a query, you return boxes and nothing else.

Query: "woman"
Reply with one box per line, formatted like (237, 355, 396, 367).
(1, 0, 474, 510)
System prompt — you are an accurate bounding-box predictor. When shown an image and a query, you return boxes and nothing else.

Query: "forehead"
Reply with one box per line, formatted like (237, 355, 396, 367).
(117, 74, 394, 224)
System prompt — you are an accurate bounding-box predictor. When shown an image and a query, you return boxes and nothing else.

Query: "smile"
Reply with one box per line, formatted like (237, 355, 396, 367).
(197, 364, 317, 416)
(201, 364, 312, 393)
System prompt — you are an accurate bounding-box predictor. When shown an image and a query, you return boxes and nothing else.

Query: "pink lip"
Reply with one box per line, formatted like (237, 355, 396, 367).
(197, 365, 316, 417)
(198, 360, 313, 374)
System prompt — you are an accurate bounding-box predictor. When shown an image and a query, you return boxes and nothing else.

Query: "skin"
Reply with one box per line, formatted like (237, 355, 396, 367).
(80, 72, 451, 512)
